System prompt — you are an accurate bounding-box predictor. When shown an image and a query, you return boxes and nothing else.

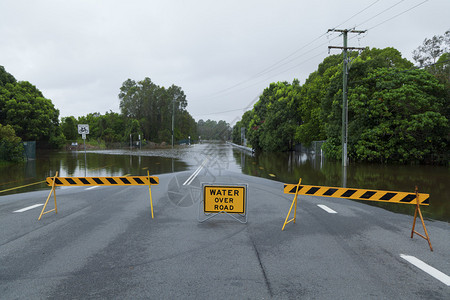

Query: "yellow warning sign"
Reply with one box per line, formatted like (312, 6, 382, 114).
(283, 184, 429, 205)
(203, 185, 246, 214)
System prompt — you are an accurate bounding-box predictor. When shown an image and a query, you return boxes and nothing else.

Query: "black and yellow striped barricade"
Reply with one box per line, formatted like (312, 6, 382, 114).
(38, 171, 159, 220)
(282, 180, 432, 251)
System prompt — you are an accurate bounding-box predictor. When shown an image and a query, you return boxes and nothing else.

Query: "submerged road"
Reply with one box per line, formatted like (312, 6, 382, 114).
(0, 144, 449, 299)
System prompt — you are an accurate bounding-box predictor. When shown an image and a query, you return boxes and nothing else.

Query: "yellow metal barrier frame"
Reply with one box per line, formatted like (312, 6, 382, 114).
(282, 178, 302, 231)
(282, 179, 433, 251)
(38, 172, 58, 220)
(411, 186, 433, 251)
(38, 171, 158, 220)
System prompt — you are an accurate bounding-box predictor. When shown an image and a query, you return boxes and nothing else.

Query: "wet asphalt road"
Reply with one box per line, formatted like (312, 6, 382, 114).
(1, 144, 449, 299)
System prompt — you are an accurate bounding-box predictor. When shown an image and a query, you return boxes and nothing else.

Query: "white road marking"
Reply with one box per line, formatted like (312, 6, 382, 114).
(183, 158, 208, 186)
(317, 204, 337, 214)
(400, 254, 450, 286)
(13, 204, 44, 213)
(86, 186, 99, 190)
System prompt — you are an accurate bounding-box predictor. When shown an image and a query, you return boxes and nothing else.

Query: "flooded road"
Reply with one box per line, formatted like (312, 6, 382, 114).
(0, 142, 448, 222)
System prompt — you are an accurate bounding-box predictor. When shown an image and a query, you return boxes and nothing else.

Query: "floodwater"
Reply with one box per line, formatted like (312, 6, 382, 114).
(0, 143, 448, 222)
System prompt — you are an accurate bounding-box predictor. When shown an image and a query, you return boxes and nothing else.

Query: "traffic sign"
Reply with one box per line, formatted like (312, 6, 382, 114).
(203, 185, 246, 214)
(78, 124, 89, 134)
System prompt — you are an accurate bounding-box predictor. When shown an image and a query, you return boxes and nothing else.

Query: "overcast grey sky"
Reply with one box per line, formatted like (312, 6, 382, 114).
(1, 0, 449, 125)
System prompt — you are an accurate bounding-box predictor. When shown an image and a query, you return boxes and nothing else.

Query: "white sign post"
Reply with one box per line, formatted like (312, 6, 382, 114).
(78, 124, 89, 176)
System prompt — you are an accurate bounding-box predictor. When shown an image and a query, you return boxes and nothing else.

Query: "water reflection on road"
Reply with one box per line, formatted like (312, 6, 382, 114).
(0, 142, 448, 222)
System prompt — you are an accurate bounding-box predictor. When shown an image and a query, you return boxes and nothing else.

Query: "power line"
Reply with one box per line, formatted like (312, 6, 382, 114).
(331, 0, 381, 30)
(205, 51, 328, 101)
(355, 0, 406, 28)
(203, 35, 332, 99)
(198, 1, 400, 101)
(349, 0, 429, 42)
(195, 0, 432, 121)
(366, 0, 429, 31)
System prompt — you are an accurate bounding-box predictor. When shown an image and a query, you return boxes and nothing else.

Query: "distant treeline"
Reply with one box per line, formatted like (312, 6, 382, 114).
(59, 78, 232, 146)
(197, 119, 232, 141)
(0, 69, 231, 161)
(232, 32, 449, 164)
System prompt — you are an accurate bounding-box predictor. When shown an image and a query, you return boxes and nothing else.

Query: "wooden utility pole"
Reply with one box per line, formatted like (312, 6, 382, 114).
(328, 29, 366, 167)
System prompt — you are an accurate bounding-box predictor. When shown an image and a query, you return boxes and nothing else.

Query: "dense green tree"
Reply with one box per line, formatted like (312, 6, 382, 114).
(0, 80, 63, 147)
(233, 45, 448, 164)
(0, 66, 16, 86)
(61, 116, 78, 141)
(258, 81, 301, 151)
(179, 111, 197, 141)
(234, 80, 301, 151)
(324, 66, 448, 163)
(296, 55, 344, 145)
(0, 123, 24, 162)
(231, 120, 242, 144)
(232, 110, 254, 146)
(118, 78, 190, 143)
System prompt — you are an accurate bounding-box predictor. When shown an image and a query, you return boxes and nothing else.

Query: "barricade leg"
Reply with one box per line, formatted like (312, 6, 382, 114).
(282, 178, 302, 231)
(148, 171, 154, 219)
(38, 172, 58, 220)
(411, 186, 433, 251)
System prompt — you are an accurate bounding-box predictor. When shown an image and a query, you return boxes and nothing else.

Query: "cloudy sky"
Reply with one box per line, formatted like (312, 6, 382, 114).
(1, 0, 449, 125)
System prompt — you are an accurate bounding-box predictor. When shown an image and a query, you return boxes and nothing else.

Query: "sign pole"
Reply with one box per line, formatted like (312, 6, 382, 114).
(83, 137, 87, 177)
(78, 124, 89, 177)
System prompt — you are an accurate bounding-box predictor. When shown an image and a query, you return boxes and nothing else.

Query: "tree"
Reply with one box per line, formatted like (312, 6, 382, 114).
(231, 45, 448, 164)
(0, 80, 62, 147)
(118, 78, 190, 143)
(412, 31, 449, 67)
(61, 116, 78, 141)
(322, 47, 416, 160)
(0, 123, 24, 162)
(197, 119, 231, 140)
(179, 111, 197, 140)
(0, 66, 16, 86)
(343, 68, 447, 163)
(238, 80, 301, 151)
(257, 81, 301, 151)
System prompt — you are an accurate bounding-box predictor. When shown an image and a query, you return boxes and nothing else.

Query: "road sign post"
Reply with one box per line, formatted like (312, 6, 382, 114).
(78, 124, 89, 176)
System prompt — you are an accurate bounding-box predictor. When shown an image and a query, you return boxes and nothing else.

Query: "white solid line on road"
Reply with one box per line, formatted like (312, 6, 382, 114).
(13, 204, 44, 213)
(317, 204, 337, 214)
(400, 254, 450, 286)
(183, 158, 208, 186)
(86, 186, 99, 190)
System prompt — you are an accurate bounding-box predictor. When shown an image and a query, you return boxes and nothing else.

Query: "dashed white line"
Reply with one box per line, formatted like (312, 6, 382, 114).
(86, 186, 99, 190)
(317, 204, 337, 214)
(13, 204, 44, 213)
(400, 254, 450, 286)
